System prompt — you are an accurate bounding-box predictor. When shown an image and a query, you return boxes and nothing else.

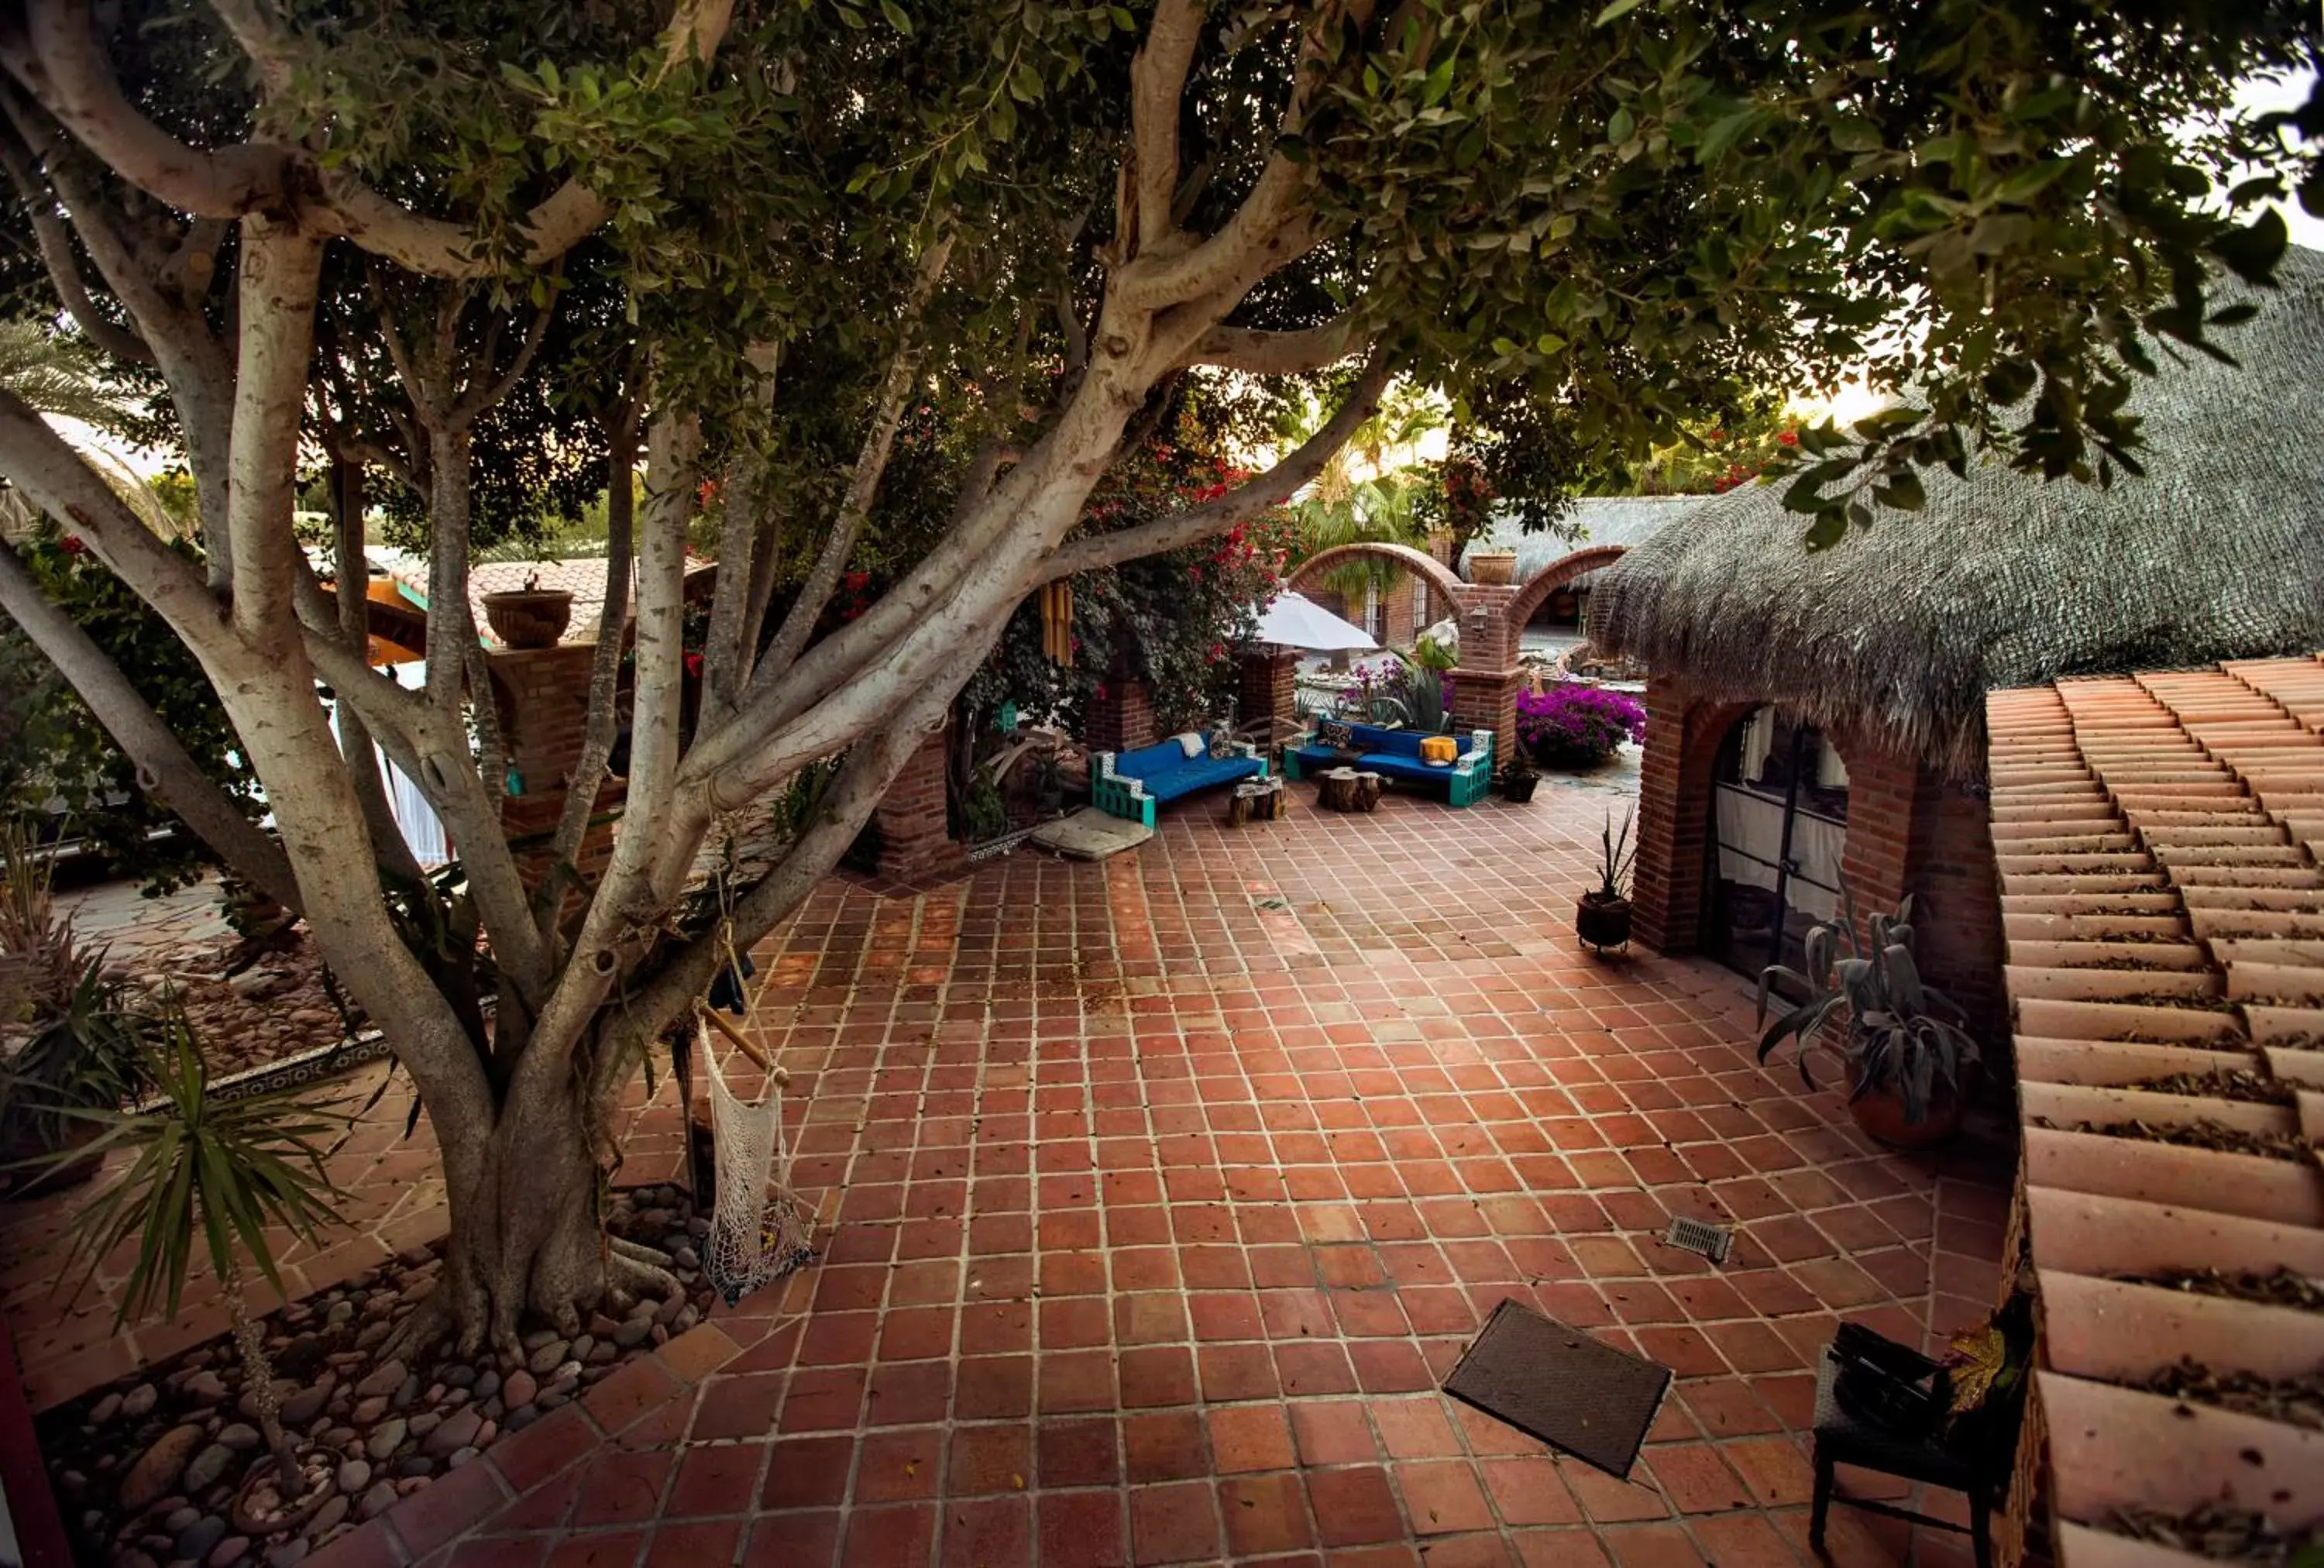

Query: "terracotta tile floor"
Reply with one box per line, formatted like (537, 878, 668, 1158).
(31, 774, 2019, 1564)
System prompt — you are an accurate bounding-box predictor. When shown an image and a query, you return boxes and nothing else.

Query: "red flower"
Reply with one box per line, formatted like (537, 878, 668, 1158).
(1777, 429, 1800, 446)
(843, 570, 870, 591)
(683, 652, 703, 677)
(57, 535, 86, 555)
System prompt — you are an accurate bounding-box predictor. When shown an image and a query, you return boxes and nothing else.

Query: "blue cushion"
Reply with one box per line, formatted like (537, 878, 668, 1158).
(1145, 755, 1260, 799)
(1116, 738, 1198, 778)
(1359, 752, 1454, 782)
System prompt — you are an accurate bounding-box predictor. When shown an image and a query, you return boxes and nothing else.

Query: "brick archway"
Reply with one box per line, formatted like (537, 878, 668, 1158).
(1505, 543, 1628, 631)
(1285, 542, 1472, 613)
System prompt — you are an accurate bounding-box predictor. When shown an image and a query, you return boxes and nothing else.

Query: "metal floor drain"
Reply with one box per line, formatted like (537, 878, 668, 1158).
(1663, 1216, 1734, 1264)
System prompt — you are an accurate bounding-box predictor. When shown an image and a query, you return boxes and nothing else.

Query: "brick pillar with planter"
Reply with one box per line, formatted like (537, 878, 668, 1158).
(1238, 647, 1302, 747)
(486, 641, 624, 899)
(1088, 677, 1157, 754)
(1447, 583, 1520, 764)
(870, 718, 965, 881)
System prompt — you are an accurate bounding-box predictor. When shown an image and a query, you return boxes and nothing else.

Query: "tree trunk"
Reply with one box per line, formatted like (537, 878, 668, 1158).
(413, 1038, 677, 1360)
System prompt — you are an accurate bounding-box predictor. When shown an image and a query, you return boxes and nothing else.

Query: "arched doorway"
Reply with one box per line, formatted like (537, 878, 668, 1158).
(1705, 705, 1850, 978)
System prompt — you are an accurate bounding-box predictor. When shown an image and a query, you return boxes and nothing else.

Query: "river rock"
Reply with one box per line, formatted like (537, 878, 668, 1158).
(216, 1424, 262, 1453)
(359, 1481, 398, 1520)
(394, 1456, 435, 1480)
(90, 1392, 124, 1425)
(335, 1459, 370, 1496)
(280, 1384, 330, 1428)
(175, 1514, 229, 1560)
(182, 1442, 235, 1495)
(205, 1532, 250, 1566)
(365, 1418, 406, 1461)
(266, 1539, 311, 1566)
(471, 1370, 500, 1401)
(164, 1507, 201, 1534)
(120, 1426, 205, 1511)
(612, 1319, 651, 1350)
(352, 1360, 404, 1400)
(351, 1396, 387, 1425)
(311, 1493, 349, 1535)
(422, 1409, 482, 1460)
(406, 1412, 439, 1439)
(391, 1375, 418, 1411)
(524, 1340, 568, 1376)
(501, 1370, 538, 1409)
(122, 1384, 160, 1419)
(185, 1370, 229, 1405)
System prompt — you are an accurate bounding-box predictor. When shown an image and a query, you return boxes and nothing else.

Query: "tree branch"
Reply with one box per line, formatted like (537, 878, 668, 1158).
(1129, 0, 1205, 261)
(449, 296, 554, 428)
(0, 544, 301, 910)
(751, 231, 954, 692)
(700, 341, 776, 722)
(1188, 313, 1363, 376)
(5, 0, 287, 217)
(0, 115, 149, 364)
(1042, 348, 1392, 579)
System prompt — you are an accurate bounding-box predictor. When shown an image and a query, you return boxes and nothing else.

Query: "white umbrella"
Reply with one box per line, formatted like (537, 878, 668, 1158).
(1253, 590, 1377, 652)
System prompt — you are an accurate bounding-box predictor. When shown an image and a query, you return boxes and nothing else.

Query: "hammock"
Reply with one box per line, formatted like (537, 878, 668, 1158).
(694, 1009, 816, 1305)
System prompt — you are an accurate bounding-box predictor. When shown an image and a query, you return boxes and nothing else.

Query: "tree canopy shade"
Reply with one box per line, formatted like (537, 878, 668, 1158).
(0, 0, 2315, 1350)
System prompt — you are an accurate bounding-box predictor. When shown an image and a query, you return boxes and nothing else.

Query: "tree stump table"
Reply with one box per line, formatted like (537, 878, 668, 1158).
(1319, 767, 1383, 813)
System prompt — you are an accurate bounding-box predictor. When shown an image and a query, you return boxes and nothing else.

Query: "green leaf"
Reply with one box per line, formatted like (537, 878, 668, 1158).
(1593, 0, 1645, 23)
(1873, 469, 1925, 511)
(2210, 208, 2288, 285)
(880, 0, 911, 33)
(1803, 510, 1847, 550)
(1607, 107, 1635, 146)
(1990, 160, 2071, 205)
(1535, 332, 1566, 355)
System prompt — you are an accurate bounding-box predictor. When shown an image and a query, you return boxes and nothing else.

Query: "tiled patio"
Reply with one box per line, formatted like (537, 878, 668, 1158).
(25, 774, 2016, 1566)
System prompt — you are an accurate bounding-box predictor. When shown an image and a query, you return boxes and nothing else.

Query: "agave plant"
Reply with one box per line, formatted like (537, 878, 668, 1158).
(1755, 892, 1979, 1125)
(53, 1005, 350, 1496)
(1595, 806, 1637, 900)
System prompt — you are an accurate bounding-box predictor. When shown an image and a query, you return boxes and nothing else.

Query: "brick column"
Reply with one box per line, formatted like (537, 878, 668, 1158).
(487, 641, 624, 902)
(871, 718, 964, 880)
(1908, 769, 2006, 1042)
(1238, 648, 1301, 746)
(1446, 584, 1519, 762)
(1836, 735, 1917, 922)
(1088, 678, 1157, 754)
(1630, 676, 1744, 954)
(1423, 530, 1456, 627)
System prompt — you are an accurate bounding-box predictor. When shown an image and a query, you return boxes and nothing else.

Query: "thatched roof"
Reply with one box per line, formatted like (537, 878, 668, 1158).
(1591, 244, 2324, 777)
(1460, 495, 1709, 586)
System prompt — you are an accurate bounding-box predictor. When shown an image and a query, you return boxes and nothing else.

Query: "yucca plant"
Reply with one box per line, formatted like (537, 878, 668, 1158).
(54, 1006, 350, 1498)
(1755, 891, 1981, 1126)
(1596, 806, 1637, 901)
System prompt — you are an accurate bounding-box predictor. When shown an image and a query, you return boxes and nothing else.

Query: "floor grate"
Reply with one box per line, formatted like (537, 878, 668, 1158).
(1663, 1216, 1734, 1264)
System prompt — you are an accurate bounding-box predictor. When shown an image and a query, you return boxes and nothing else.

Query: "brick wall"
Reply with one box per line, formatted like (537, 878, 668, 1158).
(1835, 735, 1917, 918)
(871, 720, 963, 880)
(1380, 576, 1416, 648)
(1908, 768, 2007, 1044)
(1088, 678, 1157, 754)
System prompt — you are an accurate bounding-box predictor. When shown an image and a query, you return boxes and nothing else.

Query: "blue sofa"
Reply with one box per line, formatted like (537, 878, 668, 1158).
(1092, 732, 1268, 827)
(1283, 721, 1494, 806)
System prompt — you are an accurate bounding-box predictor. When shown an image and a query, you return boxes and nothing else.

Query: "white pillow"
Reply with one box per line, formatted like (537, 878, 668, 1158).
(1174, 731, 1205, 758)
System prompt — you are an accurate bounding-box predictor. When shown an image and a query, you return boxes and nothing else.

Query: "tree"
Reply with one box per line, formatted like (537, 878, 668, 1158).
(0, 0, 2313, 1355)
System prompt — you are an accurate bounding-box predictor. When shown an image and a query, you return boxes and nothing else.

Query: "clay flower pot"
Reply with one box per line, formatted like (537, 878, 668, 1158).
(1576, 892, 1631, 952)
(482, 588, 573, 649)
(1467, 550, 1518, 586)
(1844, 1057, 1963, 1149)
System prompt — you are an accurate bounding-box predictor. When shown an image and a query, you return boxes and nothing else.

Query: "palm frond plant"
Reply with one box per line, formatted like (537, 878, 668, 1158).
(51, 1005, 351, 1510)
(1755, 891, 1981, 1145)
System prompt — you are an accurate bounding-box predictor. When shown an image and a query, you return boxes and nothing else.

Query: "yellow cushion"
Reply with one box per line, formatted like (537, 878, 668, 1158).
(1418, 734, 1457, 765)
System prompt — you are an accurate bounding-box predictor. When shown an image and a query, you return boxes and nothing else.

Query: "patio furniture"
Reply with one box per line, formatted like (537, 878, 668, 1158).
(1317, 767, 1384, 812)
(1284, 720, 1494, 806)
(1092, 732, 1268, 828)
(1808, 1333, 2026, 1568)
(1226, 775, 1287, 825)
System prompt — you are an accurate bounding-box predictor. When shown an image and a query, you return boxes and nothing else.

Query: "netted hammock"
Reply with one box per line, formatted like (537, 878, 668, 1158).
(693, 1008, 815, 1306)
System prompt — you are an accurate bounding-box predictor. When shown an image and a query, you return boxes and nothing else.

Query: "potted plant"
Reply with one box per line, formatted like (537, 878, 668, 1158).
(1497, 754, 1541, 803)
(51, 1005, 351, 1531)
(1576, 806, 1636, 950)
(1755, 892, 1981, 1148)
(481, 569, 572, 648)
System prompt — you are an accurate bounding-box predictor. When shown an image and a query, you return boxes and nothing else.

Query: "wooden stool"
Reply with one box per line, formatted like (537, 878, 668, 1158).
(1353, 771, 1383, 812)
(1318, 767, 1362, 811)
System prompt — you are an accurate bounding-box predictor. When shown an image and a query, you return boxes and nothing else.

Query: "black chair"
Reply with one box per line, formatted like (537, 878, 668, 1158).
(1807, 1343, 2027, 1568)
